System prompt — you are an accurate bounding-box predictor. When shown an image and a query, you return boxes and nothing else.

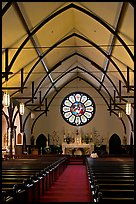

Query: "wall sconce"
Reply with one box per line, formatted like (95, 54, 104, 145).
(31, 111, 35, 119)
(126, 102, 131, 115)
(2, 92, 10, 107)
(19, 102, 25, 115)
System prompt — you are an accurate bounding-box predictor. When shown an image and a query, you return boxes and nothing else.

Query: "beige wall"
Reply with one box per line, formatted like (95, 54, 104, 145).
(31, 80, 133, 150)
(2, 80, 134, 151)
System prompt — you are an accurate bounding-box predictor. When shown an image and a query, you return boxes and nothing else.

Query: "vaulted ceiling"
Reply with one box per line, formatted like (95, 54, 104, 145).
(2, 2, 134, 115)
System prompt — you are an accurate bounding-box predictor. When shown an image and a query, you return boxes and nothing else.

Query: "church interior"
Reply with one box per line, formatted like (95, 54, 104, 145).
(2, 2, 134, 202)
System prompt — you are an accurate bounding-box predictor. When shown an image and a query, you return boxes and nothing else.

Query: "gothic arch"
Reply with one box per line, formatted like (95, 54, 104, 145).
(36, 134, 47, 148)
(109, 133, 121, 154)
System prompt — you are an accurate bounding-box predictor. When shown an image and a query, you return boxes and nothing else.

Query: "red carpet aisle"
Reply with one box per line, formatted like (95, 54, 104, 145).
(40, 164, 92, 202)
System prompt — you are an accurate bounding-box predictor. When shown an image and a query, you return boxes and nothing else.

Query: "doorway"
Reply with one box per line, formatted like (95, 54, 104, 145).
(36, 134, 47, 154)
(109, 133, 121, 154)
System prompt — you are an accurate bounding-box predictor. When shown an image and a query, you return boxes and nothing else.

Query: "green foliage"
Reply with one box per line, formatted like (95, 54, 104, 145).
(49, 145, 62, 154)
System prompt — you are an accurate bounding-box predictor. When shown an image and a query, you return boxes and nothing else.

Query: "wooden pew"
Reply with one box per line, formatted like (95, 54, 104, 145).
(2, 177, 40, 202)
(2, 156, 68, 202)
(86, 157, 134, 202)
(2, 191, 14, 203)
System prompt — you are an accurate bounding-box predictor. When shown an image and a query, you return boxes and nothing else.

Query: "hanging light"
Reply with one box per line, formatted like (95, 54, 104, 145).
(19, 102, 25, 115)
(126, 102, 131, 115)
(118, 111, 123, 118)
(2, 92, 10, 107)
(31, 111, 35, 119)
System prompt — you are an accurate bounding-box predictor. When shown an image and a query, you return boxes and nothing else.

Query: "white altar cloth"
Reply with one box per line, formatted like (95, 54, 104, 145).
(62, 143, 94, 155)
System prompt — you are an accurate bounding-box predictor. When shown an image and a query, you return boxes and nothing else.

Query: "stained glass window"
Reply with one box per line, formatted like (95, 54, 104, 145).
(60, 92, 96, 126)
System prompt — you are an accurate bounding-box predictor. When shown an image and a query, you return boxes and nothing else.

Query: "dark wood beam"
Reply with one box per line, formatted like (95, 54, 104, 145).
(119, 80, 122, 102)
(33, 110, 49, 112)
(39, 91, 42, 110)
(109, 98, 112, 116)
(32, 81, 35, 103)
(45, 98, 48, 116)
(2, 87, 27, 90)
(25, 104, 44, 106)
(12, 97, 37, 99)
(116, 95, 134, 98)
(21, 68, 24, 93)
(113, 90, 116, 109)
(112, 102, 134, 105)
(122, 85, 134, 92)
(2, 2, 13, 16)
(5, 48, 9, 81)
(127, 66, 130, 92)
(2, 72, 13, 78)
(99, 2, 129, 91)
(129, 2, 134, 7)
(107, 108, 120, 111)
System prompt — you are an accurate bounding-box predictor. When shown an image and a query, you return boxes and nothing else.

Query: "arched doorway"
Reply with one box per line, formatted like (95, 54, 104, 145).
(109, 133, 121, 154)
(36, 134, 47, 154)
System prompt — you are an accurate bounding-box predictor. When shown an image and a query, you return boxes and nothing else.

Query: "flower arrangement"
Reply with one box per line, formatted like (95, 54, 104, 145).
(84, 134, 90, 144)
(44, 146, 51, 153)
(92, 127, 104, 147)
(81, 134, 92, 144)
(64, 134, 71, 144)
(66, 135, 71, 144)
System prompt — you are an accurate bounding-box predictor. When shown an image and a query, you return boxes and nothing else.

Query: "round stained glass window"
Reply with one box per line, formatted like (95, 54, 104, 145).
(60, 92, 96, 126)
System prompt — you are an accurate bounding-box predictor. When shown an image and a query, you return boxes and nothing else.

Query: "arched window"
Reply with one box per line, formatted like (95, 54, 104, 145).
(60, 92, 96, 126)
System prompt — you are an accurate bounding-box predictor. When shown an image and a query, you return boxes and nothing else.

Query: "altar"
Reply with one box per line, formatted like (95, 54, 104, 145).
(62, 143, 94, 155)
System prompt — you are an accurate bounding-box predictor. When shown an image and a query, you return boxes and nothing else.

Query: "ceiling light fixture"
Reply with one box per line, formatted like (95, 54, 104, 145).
(2, 92, 10, 107)
(126, 102, 131, 115)
(118, 111, 123, 118)
(31, 111, 35, 119)
(19, 102, 25, 115)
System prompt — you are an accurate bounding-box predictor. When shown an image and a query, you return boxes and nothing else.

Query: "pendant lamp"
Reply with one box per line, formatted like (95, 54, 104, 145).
(126, 102, 131, 115)
(31, 111, 35, 119)
(118, 111, 123, 118)
(2, 92, 10, 107)
(19, 102, 25, 115)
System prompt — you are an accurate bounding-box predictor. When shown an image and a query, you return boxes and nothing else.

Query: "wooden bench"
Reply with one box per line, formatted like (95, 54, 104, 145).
(2, 156, 68, 203)
(86, 157, 134, 202)
(98, 183, 134, 190)
(2, 175, 42, 202)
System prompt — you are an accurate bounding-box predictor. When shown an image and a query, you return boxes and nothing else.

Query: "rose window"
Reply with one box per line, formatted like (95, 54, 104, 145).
(60, 92, 96, 126)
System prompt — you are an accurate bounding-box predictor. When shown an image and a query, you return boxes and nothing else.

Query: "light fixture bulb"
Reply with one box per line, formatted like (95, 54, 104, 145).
(31, 112, 35, 119)
(19, 103, 25, 115)
(126, 102, 131, 115)
(118, 111, 123, 118)
(2, 92, 10, 107)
